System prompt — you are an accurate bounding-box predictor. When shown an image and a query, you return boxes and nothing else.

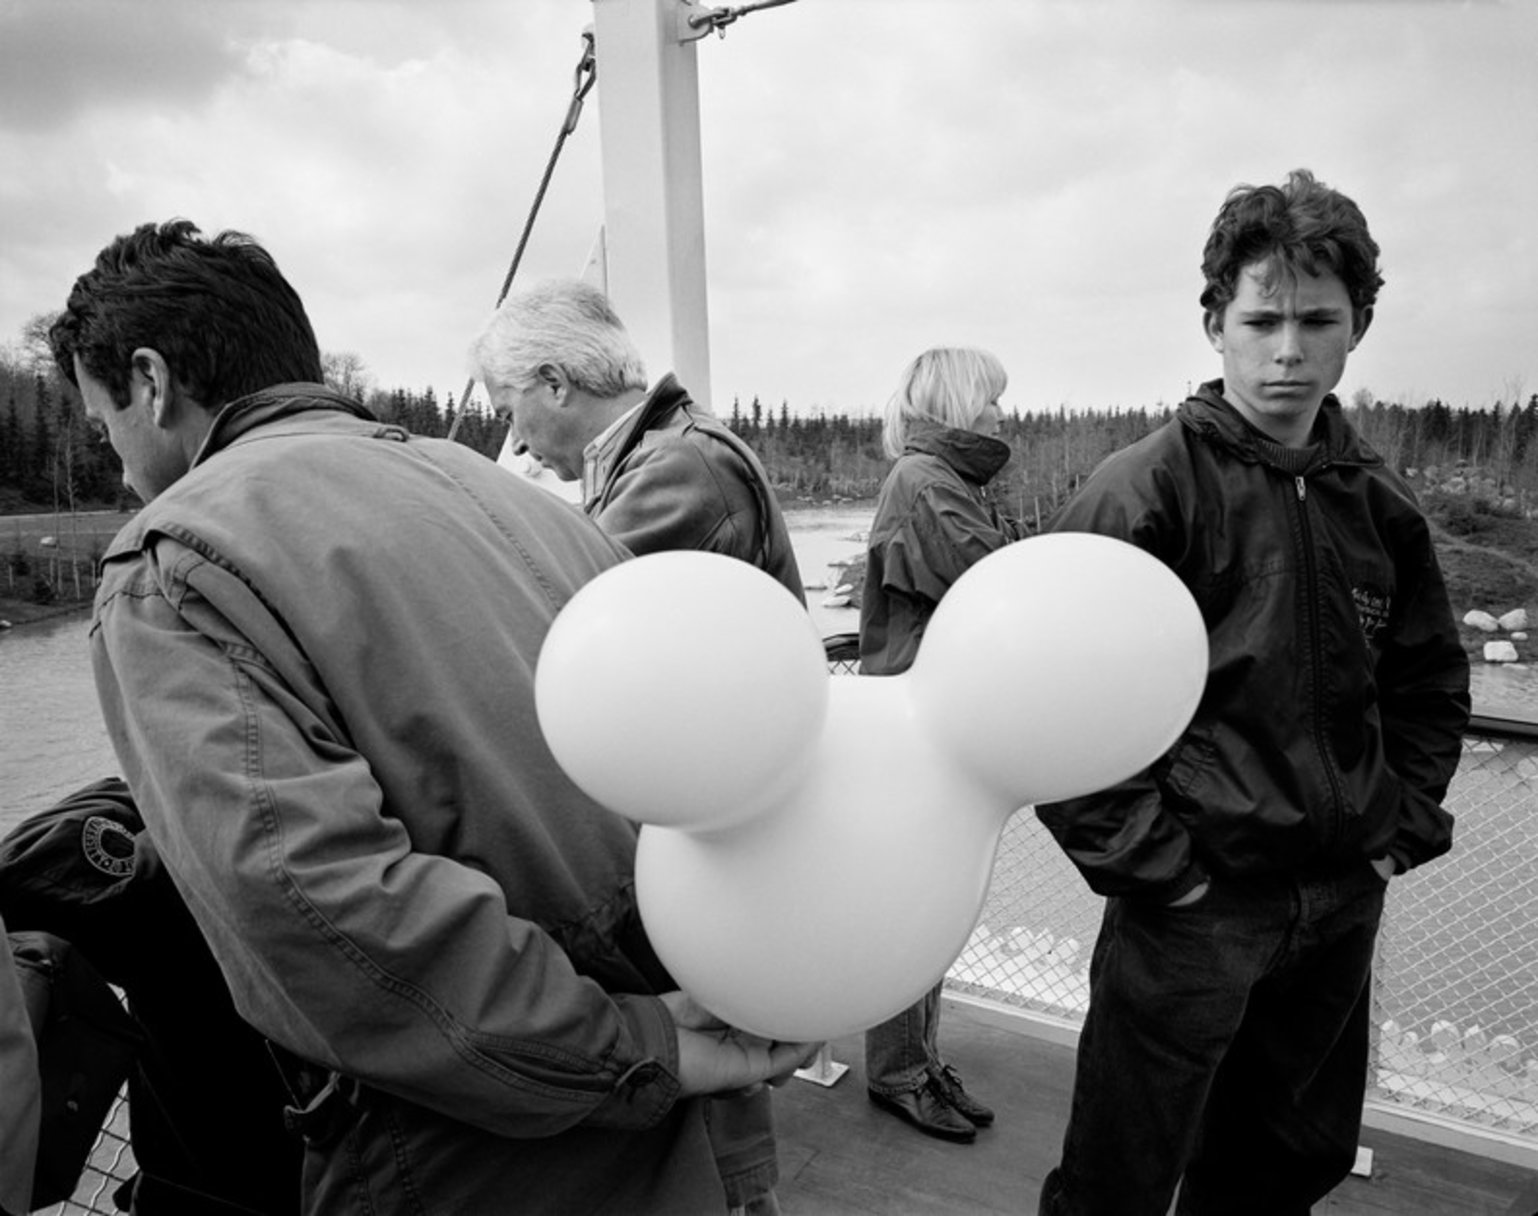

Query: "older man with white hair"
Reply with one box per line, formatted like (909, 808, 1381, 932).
(470, 278, 803, 605)
(470, 278, 804, 1216)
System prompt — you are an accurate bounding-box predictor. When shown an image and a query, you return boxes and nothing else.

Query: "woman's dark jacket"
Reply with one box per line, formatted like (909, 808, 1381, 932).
(860, 420, 1020, 676)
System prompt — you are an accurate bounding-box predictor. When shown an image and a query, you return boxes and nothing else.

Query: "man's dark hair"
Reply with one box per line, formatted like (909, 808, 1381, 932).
(1199, 169, 1384, 321)
(49, 219, 324, 409)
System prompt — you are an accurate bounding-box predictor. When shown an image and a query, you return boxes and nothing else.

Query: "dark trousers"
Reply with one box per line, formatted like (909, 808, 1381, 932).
(1039, 864, 1387, 1216)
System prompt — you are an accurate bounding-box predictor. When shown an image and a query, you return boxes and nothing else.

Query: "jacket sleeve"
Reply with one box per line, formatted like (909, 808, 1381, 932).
(90, 543, 682, 1141)
(0, 778, 157, 988)
(887, 480, 1014, 606)
(1033, 459, 1208, 901)
(863, 475, 1021, 677)
(595, 439, 758, 563)
(1376, 536, 1470, 873)
(1033, 774, 1209, 903)
(0, 910, 41, 1215)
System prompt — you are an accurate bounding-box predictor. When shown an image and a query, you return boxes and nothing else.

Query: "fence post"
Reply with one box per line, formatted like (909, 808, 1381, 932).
(794, 1042, 849, 1087)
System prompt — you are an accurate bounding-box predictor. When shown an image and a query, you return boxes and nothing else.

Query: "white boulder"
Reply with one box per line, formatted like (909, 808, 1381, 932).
(1463, 610, 1500, 632)
(1429, 1020, 1460, 1055)
(1483, 641, 1519, 663)
(1498, 608, 1528, 632)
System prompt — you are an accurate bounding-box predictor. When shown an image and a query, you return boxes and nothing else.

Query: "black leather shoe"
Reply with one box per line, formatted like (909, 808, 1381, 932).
(868, 1078, 976, 1143)
(931, 1063, 995, 1127)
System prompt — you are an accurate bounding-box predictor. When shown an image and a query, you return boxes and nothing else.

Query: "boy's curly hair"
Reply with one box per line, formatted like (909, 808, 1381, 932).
(1200, 169, 1383, 321)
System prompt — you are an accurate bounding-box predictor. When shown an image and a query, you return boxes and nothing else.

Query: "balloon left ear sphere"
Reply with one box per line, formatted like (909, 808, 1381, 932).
(535, 551, 829, 829)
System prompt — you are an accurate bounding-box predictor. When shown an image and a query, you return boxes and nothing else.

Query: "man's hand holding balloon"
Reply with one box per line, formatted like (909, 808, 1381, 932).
(661, 991, 821, 1098)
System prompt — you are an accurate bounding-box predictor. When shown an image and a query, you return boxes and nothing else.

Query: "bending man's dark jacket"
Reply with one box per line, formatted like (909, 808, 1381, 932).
(1037, 383, 1470, 903)
(586, 373, 805, 603)
(0, 777, 299, 1215)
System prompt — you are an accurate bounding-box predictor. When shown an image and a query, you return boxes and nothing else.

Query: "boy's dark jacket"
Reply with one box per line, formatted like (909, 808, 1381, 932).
(1037, 382, 1471, 903)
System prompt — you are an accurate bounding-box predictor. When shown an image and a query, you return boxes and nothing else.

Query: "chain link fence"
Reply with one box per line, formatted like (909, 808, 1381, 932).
(944, 715, 1538, 1155)
(1369, 721, 1538, 1143)
(38, 1082, 132, 1215)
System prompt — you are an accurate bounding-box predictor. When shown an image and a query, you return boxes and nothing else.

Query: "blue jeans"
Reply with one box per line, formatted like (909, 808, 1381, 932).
(1039, 864, 1387, 1216)
(705, 1088, 779, 1209)
(864, 981, 943, 1094)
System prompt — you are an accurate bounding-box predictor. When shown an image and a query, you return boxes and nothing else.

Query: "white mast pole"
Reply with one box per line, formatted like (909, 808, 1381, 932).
(589, 0, 714, 412)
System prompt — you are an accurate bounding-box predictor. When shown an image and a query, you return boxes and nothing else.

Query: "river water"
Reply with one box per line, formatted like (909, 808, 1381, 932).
(0, 505, 872, 832)
(4, 502, 1535, 832)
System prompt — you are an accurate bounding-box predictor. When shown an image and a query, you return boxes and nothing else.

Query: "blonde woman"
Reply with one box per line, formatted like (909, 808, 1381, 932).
(860, 347, 1023, 1142)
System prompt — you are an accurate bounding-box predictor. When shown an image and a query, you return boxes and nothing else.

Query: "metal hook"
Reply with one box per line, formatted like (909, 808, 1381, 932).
(563, 30, 598, 136)
(680, 0, 797, 44)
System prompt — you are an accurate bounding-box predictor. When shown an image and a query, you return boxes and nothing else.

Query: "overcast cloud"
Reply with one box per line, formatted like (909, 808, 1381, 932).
(2, 0, 1534, 417)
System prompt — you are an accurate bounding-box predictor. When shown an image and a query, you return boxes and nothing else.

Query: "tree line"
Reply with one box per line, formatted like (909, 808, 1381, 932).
(5, 335, 1538, 527)
(0, 347, 507, 513)
(728, 389, 1538, 529)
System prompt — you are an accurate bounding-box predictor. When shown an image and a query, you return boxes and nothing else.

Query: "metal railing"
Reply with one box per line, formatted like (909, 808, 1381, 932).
(946, 710, 1538, 1169)
(38, 1090, 131, 1215)
(44, 645, 1538, 1207)
(827, 633, 1538, 1166)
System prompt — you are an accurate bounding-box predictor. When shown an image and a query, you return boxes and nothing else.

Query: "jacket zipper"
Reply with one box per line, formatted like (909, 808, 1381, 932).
(1294, 474, 1347, 846)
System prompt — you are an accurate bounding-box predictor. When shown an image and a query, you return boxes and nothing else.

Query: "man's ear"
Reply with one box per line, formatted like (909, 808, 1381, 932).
(1349, 306, 1373, 351)
(1202, 310, 1224, 353)
(536, 363, 571, 406)
(130, 348, 178, 427)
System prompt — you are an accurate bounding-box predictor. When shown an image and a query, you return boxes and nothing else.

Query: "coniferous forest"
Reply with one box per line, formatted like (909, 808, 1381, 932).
(7, 337, 1538, 521)
(0, 349, 508, 514)
(6, 333, 1538, 636)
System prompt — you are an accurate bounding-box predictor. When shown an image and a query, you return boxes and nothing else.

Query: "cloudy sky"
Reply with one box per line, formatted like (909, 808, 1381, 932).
(2, 0, 1535, 419)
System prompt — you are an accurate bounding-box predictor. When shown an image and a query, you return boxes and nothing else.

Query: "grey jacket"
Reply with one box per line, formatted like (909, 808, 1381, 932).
(91, 385, 724, 1214)
(587, 374, 804, 603)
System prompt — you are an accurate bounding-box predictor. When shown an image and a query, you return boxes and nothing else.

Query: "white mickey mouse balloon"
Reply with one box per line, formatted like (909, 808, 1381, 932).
(535, 535, 1207, 1041)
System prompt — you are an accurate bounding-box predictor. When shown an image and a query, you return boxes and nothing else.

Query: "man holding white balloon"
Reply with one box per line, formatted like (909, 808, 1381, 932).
(51, 220, 813, 1216)
(469, 279, 804, 1216)
(1035, 170, 1471, 1215)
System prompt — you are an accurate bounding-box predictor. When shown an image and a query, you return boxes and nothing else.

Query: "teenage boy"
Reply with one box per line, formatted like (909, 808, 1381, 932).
(1036, 169, 1470, 1215)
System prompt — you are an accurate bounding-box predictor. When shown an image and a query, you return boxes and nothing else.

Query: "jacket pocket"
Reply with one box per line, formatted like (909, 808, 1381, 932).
(1162, 730, 1216, 805)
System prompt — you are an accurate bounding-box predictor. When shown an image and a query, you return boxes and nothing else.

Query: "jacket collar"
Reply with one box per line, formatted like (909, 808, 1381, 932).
(616, 373, 691, 457)
(582, 374, 693, 505)
(903, 418, 1012, 486)
(195, 383, 381, 469)
(1177, 380, 1381, 475)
